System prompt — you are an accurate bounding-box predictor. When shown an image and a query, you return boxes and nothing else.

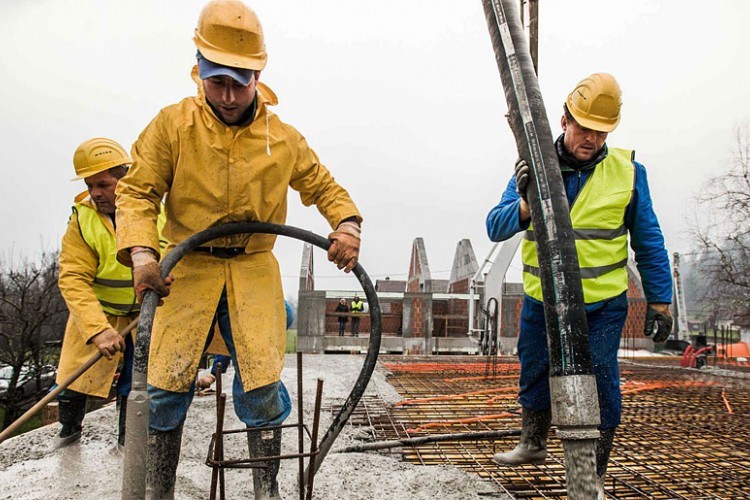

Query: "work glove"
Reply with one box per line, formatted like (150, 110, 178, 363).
(328, 221, 361, 273)
(643, 304, 673, 343)
(90, 327, 125, 361)
(196, 373, 216, 390)
(515, 158, 530, 201)
(132, 249, 171, 304)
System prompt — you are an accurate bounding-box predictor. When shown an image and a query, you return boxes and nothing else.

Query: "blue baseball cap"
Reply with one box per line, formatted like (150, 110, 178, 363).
(197, 51, 255, 86)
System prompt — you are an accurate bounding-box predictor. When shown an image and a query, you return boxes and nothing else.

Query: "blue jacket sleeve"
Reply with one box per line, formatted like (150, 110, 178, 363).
(625, 161, 672, 304)
(486, 176, 531, 242)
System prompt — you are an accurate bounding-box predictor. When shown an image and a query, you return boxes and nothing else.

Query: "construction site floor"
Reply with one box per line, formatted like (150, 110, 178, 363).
(339, 355, 750, 499)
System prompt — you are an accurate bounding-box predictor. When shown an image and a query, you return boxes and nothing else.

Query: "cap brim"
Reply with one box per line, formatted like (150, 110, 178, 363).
(197, 54, 255, 86)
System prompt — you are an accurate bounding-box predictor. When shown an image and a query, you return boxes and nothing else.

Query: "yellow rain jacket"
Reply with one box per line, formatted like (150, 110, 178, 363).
(115, 68, 361, 393)
(57, 193, 165, 398)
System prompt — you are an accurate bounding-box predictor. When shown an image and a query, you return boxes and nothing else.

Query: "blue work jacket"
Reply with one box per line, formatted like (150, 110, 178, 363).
(486, 148, 673, 309)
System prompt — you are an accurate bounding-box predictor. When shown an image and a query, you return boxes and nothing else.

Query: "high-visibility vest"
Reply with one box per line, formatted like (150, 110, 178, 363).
(350, 300, 364, 313)
(521, 148, 635, 304)
(74, 204, 139, 316)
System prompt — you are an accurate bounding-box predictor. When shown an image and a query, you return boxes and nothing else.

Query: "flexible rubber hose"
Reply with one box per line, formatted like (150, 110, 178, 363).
(126, 222, 381, 494)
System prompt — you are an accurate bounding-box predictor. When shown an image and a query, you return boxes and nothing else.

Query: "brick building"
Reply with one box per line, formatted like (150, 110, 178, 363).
(297, 237, 650, 354)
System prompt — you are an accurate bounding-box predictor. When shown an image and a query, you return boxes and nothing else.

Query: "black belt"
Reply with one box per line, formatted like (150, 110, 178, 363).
(195, 246, 245, 259)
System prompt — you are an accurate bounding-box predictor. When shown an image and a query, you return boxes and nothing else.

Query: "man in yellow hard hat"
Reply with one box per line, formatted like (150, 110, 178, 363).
(54, 138, 165, 450)
(115, 1, 362, 497)
(486, 73, 673, 496)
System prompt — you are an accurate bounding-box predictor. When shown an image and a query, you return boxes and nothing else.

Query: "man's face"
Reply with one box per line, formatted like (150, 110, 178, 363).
(85, 170, 119, 215)
(561, 115, 608, 162)
(203, 73, 259, 125)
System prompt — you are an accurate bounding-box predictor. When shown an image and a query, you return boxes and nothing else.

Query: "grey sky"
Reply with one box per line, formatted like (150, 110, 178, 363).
(1, 0, 748, 299)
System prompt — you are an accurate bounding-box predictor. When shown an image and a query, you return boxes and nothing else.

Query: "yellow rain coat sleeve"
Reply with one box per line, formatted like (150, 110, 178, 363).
(56, 200, 128, 397)
(115, 78, 361, 393)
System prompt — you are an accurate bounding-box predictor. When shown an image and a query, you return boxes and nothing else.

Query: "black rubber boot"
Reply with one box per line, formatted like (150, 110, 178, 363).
(492, 407, 551, 466)
(116, 395, 127, 449)
(596, 428, 616, 499)
(52, 393, 87, 449)
(146, 425, 183, 500)
(247, 428, 282, 500)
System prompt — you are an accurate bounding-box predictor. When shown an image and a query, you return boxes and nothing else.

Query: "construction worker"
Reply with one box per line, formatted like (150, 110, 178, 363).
(54, 138, 165, 450)
(335, 298, 349, 337)
(114, 1, 362, 498)
(350, 295, 364, 337)
(485, 73, 673, 496)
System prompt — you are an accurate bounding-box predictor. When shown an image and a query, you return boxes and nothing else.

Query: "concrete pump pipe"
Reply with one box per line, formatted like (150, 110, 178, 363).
(480, 0, 600, 496)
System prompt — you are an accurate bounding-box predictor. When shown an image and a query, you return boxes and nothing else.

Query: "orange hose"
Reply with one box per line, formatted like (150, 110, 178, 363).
(722, 388, 734, 414)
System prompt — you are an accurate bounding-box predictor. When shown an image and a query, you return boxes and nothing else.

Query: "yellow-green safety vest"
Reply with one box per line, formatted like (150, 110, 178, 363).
(351, 300, 364, 313)
(521, 148, 635, 304)
(74, 204, 167, 316)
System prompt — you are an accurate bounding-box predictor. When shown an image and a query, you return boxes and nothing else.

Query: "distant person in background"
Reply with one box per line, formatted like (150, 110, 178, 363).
(349, 295, 364, 337)
(197, 301, 294, 389)
(335, 298, 349, 337)
(54, 137, 165, 450)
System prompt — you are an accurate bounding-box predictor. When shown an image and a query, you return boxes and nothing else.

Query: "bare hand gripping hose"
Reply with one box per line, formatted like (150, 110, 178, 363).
(122, 222, 381, 499)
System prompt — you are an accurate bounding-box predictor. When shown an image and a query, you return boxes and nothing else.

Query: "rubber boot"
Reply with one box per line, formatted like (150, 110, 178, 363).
(492, 407, 551, 466)
(52, 394, 87, 450)
(146, 425, 183, 500)
(248, 428, 282, 500)
(595, 428, 616, 500)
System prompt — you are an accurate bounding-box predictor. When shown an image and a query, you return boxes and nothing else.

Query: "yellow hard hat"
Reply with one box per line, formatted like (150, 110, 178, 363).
(193, 0, 267, 71)
(566, 73, 622, 133)
(72, 137, 132, 181)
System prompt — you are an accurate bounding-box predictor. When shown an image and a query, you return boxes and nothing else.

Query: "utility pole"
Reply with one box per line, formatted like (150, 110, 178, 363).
(519, 0, 540, 74)
(529, 0, 539, 74)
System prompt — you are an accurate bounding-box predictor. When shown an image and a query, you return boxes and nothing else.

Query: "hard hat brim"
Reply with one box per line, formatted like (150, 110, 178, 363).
(193, 35, 267, 71)
(568, 107, 620, 133)
(71, 160, 131, 181)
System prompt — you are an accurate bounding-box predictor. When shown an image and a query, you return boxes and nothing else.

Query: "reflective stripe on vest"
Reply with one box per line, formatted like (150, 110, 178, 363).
(521, 148, 635, 304)
(74, 204, 139, 316)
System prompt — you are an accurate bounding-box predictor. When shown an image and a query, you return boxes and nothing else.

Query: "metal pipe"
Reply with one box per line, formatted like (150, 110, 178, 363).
(121, 222, 382, 498)
(296, 352, 304, 500)
(335, 429, 521, 453)
(305, 379, 324, 500)
(480, 0, 600, 494)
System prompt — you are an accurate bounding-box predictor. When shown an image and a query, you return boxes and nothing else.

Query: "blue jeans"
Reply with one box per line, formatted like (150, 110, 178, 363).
(517, 292, 627, 429)
(149, 289, 291, 432)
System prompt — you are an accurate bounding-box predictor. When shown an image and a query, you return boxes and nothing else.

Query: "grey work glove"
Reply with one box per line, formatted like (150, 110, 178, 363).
(515, 158, 530, 201)
(643, 304, 673, 343)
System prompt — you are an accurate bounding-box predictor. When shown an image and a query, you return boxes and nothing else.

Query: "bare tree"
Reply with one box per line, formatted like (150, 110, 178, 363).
(692, 125, 750, 326)
(0, 251, 68, 429)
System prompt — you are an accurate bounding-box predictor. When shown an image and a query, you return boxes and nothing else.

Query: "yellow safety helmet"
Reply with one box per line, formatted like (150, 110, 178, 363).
(566, 73, 622, 133)
(72, 137, 132, 181)
(193, 0, 267, 71)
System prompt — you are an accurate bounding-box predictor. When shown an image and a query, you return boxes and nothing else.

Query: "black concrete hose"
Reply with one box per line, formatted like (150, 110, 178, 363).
(122, 222, 381, 499)
(481, 0, 600, 495)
